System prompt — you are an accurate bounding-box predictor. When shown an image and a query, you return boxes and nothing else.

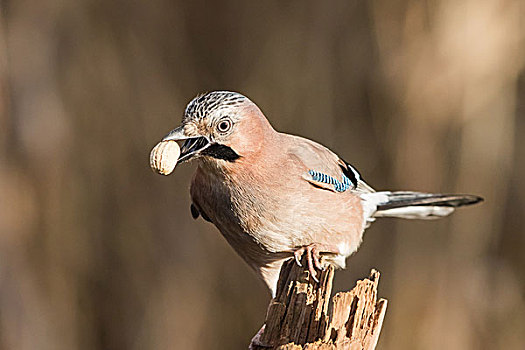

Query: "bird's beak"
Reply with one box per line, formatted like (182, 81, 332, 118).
(162, 125, 210, 162)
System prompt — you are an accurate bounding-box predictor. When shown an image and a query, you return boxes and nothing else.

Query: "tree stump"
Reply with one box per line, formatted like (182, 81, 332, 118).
(251, 257, 387, 350)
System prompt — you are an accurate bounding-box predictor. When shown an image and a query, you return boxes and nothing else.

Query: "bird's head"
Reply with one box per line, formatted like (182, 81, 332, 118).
(162, 91, 274, 166)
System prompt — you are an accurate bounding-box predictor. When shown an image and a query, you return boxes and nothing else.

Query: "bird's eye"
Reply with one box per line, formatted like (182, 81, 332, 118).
(217, 118, 233, 133)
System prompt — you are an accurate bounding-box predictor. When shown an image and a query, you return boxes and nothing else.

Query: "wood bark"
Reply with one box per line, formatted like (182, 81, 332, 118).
(251, 257, 387, 350)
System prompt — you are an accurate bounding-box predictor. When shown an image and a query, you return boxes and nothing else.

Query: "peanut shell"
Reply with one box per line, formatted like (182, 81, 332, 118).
(150, 140, 180, 175)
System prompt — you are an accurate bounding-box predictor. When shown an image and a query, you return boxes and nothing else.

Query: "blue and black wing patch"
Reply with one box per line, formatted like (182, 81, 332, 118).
(304, 169, 355, 193)
(308, 170, 355, 192)
(303, 159, 365, 193)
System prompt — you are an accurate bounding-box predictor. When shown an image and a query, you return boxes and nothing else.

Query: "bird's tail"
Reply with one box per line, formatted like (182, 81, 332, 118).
(369, 191, 483, 220)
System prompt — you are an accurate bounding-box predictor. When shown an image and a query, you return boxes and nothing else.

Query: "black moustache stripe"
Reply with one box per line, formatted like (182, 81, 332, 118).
(201, 144, 240, 162)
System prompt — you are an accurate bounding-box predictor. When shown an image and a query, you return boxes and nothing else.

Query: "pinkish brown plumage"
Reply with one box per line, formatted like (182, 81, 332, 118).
(160, 91, 482, 296)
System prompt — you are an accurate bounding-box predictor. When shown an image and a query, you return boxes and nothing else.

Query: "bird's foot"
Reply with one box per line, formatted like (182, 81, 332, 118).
(293, 244, 326, 283)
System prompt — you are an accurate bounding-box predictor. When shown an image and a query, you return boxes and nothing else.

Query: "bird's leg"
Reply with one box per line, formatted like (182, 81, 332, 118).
(292, 244, 329, 283)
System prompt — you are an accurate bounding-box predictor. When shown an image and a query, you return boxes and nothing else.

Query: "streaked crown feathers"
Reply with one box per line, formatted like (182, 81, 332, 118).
(184, 91, 248, 122)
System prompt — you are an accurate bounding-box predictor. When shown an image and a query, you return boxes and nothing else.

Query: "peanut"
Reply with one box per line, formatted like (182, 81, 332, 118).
(150, 140, 180, 175)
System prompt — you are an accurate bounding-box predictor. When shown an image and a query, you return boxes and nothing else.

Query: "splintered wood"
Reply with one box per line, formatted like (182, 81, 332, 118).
(252, 258, 387, 350)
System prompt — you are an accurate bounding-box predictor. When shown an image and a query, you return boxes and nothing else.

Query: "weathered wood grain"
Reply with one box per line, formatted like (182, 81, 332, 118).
(251, 257, 387, 350)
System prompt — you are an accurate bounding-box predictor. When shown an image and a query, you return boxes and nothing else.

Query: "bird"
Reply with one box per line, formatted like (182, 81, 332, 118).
(161, 90, 483, 296)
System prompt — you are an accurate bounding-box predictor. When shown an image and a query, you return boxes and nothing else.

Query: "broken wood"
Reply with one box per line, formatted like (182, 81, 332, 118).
(250, 257, 387, 350)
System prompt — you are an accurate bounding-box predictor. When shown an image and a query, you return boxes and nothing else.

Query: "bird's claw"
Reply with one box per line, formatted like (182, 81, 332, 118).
(293, 249, 303, 267)
(293, 245, 325, 283)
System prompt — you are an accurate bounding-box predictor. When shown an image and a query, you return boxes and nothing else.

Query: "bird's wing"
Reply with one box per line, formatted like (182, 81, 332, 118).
(286, 135, 374, 194)
(335, 158, 375, 193)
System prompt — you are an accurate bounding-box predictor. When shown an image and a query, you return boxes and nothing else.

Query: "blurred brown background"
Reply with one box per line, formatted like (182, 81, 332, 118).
(1, 1, 524, 349)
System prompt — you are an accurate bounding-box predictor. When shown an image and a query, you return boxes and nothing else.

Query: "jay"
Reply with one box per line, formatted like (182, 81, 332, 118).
(161, 91, 482, 296)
